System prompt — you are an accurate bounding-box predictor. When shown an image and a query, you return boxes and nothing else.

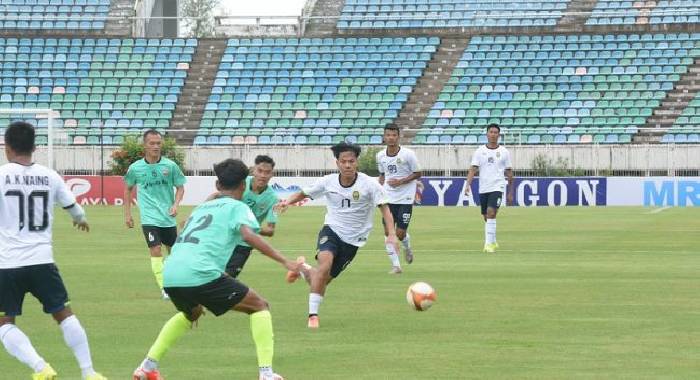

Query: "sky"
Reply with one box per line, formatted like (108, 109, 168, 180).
(216, 0, 308, 17)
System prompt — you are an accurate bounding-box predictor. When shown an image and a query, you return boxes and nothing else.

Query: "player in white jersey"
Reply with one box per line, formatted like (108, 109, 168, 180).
(279, 142, 400, 329)
(465, 124, 514, 253)
(376, 124, 422, 274)
(0, 122, 107, 380)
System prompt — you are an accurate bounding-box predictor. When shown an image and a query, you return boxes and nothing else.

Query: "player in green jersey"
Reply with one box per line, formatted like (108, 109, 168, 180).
(132, 159, 299, 380)
(123, 130, 186, 298)
(207, 155, 280, 278)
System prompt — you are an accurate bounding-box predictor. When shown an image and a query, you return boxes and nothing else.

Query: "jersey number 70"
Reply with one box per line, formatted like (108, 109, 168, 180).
(4, 190, 49, 232)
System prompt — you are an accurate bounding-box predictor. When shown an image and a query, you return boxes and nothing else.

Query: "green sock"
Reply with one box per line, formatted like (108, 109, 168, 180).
(250, 310, 274, 368)
(146, 312, 191, 361)
(150, 256, 164, 289)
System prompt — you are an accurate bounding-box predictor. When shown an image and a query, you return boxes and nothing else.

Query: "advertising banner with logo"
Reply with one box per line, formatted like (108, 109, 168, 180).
(420, 177, 607, 207)
(61, 176, 698, 207)
(607, 177, 700, 207)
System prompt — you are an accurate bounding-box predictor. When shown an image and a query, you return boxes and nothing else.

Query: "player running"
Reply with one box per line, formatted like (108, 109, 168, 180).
(280, 142, 400, 329)
(132, 159, 299, 380)
(206, 155, 280, 278)
(465, 124, 514, 253)
(123, 129, 186, 298)
(376, 123, 422, 274)
(0, 122, 107, 380)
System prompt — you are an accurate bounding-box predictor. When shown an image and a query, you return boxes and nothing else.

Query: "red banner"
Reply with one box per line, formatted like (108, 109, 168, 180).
(63, 175, 135, 206)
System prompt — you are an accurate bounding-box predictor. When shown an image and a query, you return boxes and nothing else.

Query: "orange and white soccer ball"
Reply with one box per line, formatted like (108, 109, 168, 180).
(406, 282, 436, 311)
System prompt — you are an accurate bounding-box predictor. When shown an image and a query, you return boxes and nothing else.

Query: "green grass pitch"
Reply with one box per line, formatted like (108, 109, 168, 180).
(2, 206, 699, 379)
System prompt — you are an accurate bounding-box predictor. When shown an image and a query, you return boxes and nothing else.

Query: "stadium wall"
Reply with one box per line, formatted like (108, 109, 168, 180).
(22, 145, 700, 174)
(63, 175, 700, 207)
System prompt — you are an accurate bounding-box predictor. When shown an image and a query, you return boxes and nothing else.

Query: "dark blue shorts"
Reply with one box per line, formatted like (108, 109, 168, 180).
(316, 226, 359, 278)
(0, 264, 70, 317)
(479, 191, 503, 215)
(383, 203, 413, 231)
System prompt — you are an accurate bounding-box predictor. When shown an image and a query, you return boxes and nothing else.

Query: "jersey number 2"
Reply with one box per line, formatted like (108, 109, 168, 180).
(5, 190, 49, 232)
(176, 214, 213, 244)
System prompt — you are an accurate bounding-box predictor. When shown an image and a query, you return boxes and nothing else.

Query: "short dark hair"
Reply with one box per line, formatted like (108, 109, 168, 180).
(143, 129, 161, 141)
(487, 123, 501, 132)
(254, 155, 275, 168)
(330, 142, 361, 159)
(384, 123, 400, 133)
(213, 159, 249, 190)
(5, 121, 35, 155)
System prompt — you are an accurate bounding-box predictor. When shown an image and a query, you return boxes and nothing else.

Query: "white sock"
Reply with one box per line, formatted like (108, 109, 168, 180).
(309, 293, 323, 315)
(401, 233, 411, 250)
(0, 323, 46, 372)
(486, 219, 497, 245)
(142, 357, 158, 371)
(59, 315, 95, 378)
(259, 366, 274, 377)
(385, 237, 401, 267)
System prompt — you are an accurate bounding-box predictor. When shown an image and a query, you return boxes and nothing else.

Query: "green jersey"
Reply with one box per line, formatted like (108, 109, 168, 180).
(240, 176, 279, 248)
(243, 176, 279, 225)
(124, 157, 186, 227)
(163, 196, 260, 287)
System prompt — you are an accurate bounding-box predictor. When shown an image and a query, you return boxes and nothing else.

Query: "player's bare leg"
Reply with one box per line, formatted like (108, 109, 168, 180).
(307, 251, 334, 328)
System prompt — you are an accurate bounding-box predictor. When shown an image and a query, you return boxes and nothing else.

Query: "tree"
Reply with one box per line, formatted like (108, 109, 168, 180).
(110, 135, 185, 176)
(180, 0, 220, 38)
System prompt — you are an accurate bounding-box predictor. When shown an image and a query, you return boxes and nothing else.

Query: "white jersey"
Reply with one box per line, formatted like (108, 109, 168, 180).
(303, 172, 388, 247)
(470, 145, 513, 194)
(376, 147, 421, 204)
(0, 163, 77, 269)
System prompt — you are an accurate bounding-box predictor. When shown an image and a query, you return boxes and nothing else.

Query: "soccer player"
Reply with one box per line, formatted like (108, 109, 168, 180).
(280, 142, 400, 329)
(465, 123, 514, 253)
(207, 155, 280, 279)
(132, 159, 299, 380)
(376, 124, 422, 273)
(123, 129, 186, 298)
(0, 122, 107, 380)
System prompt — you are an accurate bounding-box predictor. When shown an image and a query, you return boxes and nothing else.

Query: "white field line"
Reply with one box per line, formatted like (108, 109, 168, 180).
(647, 207, 671, 214)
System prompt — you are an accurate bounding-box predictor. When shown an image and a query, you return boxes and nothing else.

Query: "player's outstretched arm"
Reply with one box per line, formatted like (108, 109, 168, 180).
(379, 204, 401, 254)
(465, 166, 478, 195)
(387, 171, 422, 188)
(505, 168, 515, 205)
(241, 225, 299, 272)
(274, 191, 308, 214)
(124, 185, 135, 228)
(65, 203, 89, 232)
(259, 223, 276, 237)
(169, 185, 185, 216)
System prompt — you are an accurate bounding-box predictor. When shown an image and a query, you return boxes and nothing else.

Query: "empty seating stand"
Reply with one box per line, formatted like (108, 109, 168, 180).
(663, 92, 700, 143)
(338, 0, 570, 29)
(199, 37, 439, 145)
(0, 38, 196, 144)
(587, 0, 700, 25)
(418, 33, 700, 144)
(0, 0, 110, 30)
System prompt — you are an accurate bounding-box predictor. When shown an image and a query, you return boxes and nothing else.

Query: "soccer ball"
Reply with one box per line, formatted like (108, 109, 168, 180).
(406, 282, 436, 311)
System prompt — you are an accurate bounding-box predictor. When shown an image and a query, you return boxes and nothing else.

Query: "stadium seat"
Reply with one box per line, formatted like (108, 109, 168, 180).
(0, 38, 195, 144)
(424, 33, 696, 144)
(204, 37, 439, 144)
